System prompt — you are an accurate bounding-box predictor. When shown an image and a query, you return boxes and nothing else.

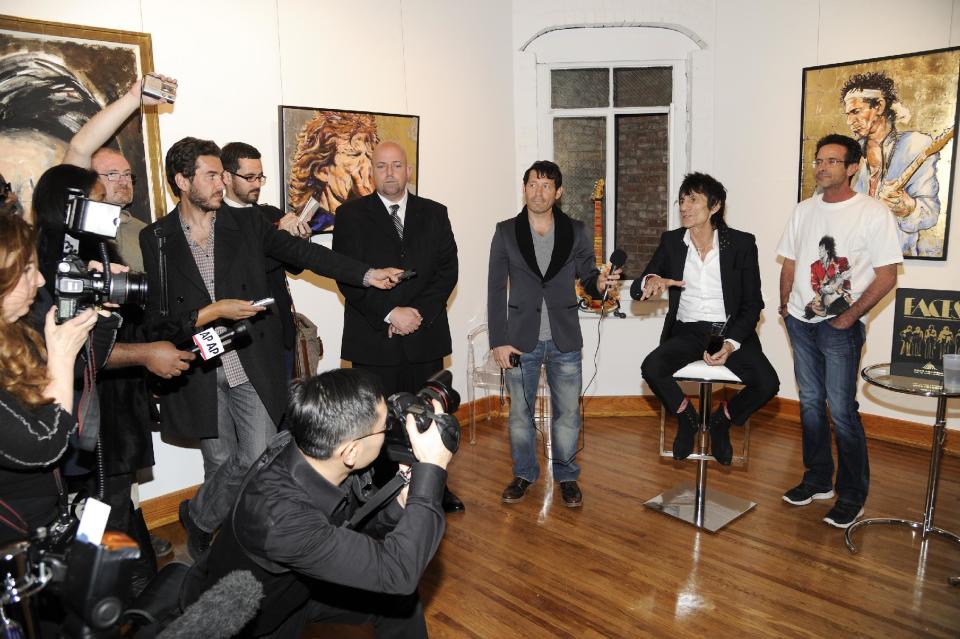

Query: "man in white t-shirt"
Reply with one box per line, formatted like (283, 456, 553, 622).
(777, 134, 902, 529)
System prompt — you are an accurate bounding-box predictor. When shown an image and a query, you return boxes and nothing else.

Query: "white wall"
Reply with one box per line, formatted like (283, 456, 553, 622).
(1, 0, 515, 500)
(513, 0, 960, 431)
(4, 0, 958, 500)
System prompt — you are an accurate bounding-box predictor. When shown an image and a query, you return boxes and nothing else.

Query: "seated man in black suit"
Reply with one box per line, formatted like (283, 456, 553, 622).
(631, 173, 779, 465)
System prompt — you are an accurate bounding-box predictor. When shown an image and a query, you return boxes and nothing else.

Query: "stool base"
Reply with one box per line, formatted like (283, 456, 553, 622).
(644, 480, 756, 533)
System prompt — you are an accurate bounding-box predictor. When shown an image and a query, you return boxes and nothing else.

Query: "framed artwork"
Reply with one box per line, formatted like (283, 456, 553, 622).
(0, 15, 165, 223)
(278, 106, 419, 232)
(799, 46, 960, 260)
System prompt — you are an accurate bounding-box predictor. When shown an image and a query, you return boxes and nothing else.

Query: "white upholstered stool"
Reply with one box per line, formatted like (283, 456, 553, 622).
(644, 360, 756, 532)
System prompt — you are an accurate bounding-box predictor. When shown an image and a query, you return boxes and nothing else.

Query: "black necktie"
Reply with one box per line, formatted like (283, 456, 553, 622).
(389, 204, 403, 241)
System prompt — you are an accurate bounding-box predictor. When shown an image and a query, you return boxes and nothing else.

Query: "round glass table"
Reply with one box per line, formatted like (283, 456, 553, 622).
(846, 363, 960, 585)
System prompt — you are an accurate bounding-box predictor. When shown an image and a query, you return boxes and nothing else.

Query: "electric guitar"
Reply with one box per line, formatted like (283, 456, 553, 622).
(575, 179, 623, 315)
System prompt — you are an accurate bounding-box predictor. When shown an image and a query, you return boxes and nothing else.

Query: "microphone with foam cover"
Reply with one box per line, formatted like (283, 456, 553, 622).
(158, 570, 264, 639)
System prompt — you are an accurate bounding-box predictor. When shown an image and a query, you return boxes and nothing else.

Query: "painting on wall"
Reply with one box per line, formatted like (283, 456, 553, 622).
(0, 15, 165, 223)
(799, 46, 960, 260)
(278, 106, 419, 232)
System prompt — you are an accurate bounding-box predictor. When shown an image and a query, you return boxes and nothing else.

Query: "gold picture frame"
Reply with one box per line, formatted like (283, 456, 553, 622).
(799, 47, 960, 260)
(0, 15, 165, 222)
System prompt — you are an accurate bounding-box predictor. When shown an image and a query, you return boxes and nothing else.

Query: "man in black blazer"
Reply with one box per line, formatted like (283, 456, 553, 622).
(220, 141, 308, 382)
(488, 161, 619, 507)
(630, 172, 778, 465)
(333, 141, 463, 513)
(140, 137, 400, 557)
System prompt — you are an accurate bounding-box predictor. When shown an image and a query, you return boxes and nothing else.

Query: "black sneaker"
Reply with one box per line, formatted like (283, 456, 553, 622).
(672, 404, 700, 460)
(782, 483, 835, 506)
(501, 478, 532, 503)
(179, 499, 213, 560)
(560, 481, 582, 508)
(708, 409, 733, 466)
(823, 502, 864, 529)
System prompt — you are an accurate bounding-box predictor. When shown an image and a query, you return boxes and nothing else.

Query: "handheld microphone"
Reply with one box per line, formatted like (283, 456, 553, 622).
(182, 320, 251, 360)
(157, 570, 264, 639)
(602, 248, 627, 303)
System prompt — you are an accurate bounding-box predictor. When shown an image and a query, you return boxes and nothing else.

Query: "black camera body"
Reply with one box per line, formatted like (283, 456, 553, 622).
(509, 352, 521, 367)
(55, 254, 148, 323)
(384, 370, 461, 465)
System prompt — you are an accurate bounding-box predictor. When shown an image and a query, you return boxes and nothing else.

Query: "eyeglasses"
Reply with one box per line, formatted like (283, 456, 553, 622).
(353, 426, 388, 442)
(99, 171, 137, 185)
(812, 158, 848, 168)
(229, 171, 267, 184)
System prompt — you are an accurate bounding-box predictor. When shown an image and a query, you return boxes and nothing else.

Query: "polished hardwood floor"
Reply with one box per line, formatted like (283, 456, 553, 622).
(156, 413, 960, 638)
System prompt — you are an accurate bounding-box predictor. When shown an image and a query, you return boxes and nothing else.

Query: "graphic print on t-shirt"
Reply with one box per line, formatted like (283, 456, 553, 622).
(804, 235, 853, 319)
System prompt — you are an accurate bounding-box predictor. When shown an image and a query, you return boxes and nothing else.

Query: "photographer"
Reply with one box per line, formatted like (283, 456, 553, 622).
(0, 212, 98, 544)
(193, 368, 451, 638)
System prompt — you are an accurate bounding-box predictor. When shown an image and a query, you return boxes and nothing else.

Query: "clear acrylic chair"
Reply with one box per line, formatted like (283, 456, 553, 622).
(466, 323, 549, 444)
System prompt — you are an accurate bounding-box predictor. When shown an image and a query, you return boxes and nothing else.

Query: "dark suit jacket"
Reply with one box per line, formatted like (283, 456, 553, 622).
(139, 206, 369, 439)
(630, 226, 764, 345)
(221, 203, 303, 351)
(333, 192, 458, 366)
(487, 208, 600, 353)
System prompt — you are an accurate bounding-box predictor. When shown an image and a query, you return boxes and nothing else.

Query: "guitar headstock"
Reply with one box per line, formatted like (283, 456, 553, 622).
(930, 127, 955, 154)
(592, 178, 605, 201)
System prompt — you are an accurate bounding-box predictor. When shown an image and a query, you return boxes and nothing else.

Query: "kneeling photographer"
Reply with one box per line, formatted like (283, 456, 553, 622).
(191, 368, 456, 638)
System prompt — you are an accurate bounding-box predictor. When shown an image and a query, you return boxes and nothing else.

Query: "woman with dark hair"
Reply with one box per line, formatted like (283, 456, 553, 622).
(0, 212, 97, 543)
(30, 163, 108, 294)
(631, 172, 779, 465)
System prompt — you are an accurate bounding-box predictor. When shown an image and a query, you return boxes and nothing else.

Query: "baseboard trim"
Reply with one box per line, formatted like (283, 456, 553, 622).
(143, 393, 954, 529)
(142, 485, 198, 530)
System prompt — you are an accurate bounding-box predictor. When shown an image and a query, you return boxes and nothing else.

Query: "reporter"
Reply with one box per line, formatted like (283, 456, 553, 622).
(193, 368, 450, 638)
(0, 213, 97, 543)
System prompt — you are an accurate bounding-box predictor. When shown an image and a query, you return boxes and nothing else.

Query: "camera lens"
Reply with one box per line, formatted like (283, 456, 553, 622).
(107, 271, 148, 305)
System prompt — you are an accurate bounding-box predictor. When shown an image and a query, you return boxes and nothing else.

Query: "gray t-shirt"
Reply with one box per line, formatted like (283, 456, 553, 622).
(531, 223, 554, 341)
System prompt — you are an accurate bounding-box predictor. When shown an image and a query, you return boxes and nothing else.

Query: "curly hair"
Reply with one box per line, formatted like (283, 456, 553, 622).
(165, 137, 221, 197)
(0, 213, 50, 407)
(840, 72, 898, 116)
(287, 112, 379, 213)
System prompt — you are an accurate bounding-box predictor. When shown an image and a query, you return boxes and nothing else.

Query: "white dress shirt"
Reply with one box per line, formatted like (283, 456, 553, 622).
(378, 190, 409, 324)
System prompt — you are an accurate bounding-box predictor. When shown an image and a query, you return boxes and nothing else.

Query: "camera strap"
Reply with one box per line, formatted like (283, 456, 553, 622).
(344, 472, 408, 531)
(154, 228, 169, 317)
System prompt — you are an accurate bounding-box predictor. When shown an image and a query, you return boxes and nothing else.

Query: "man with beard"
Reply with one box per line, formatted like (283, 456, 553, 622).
(140, 137, 402, 558)
(221, 141, 308, 381)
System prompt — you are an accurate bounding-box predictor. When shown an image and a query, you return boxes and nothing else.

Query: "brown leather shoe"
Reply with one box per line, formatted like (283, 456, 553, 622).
(560, 481, 582, 507)
(501, 477, 532, 503)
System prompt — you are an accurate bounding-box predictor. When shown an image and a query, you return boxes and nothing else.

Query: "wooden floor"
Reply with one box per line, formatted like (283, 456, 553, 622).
(156, 413, 960, 638)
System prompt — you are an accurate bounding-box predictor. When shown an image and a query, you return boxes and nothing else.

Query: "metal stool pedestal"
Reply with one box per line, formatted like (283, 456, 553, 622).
(644, 361, 756, 532)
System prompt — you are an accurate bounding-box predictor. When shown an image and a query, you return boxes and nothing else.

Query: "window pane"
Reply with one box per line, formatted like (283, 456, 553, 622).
(553, 117, 606, 256)
(551, 68, 609, 108)
(615, 114, 669, 279)
(614, 67, 672, 107)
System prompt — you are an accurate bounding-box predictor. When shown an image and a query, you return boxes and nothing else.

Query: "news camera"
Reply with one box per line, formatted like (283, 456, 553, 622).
(383, 370, 462, 465)
(54, 189, 148, 323)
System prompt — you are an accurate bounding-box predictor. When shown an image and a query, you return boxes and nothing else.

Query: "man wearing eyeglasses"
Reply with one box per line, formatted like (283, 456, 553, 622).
(192, 368, 451, 638)
(777, 134, 901, 529)
(221, 141, 306, 381)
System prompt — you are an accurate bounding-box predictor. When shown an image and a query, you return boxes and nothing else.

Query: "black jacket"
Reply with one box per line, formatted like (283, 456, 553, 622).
(139, 206, 369, 439)
(197, 437, 446, 636)
(333, 192, 457, 365)
(631, 226, 764, 345)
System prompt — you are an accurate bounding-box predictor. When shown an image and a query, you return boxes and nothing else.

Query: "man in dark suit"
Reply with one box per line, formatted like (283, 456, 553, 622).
(140, 137, 401, 557)
(333, 141, 463, 513)
(631, 172, 779, 465)
(220, 141, 308, 382)
(488, 160, 619, 508)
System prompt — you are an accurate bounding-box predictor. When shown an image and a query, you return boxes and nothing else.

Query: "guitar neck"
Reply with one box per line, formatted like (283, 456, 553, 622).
(593, 199, 603, 267)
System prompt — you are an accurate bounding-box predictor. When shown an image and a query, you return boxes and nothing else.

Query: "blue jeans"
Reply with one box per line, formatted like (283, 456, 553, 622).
(193, 368, 276, 532)
(504, 339, 582, 483)
(785, 316, 869, 506)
